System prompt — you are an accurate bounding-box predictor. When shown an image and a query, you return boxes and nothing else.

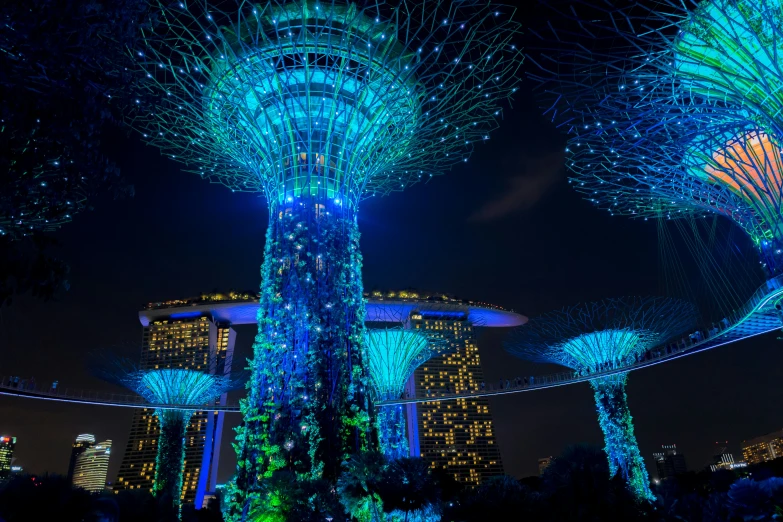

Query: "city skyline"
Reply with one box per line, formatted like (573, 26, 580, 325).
(3, 417, 776, 483)
(3, 280, 783, 484)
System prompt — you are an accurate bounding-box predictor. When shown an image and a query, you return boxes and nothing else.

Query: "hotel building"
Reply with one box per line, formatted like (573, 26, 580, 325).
(114, 292, 246, 506)
(368, 290, 525, 485)
(742, 429, 783, 465)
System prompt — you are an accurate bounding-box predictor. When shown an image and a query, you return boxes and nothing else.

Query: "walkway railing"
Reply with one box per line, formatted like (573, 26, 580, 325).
(3, 275, 783, 410)
(0, 377, 241, 411)
(378, 274, 783, 405)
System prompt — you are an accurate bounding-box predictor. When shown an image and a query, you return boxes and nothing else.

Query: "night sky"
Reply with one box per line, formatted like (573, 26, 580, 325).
(2, 31, 782, 485)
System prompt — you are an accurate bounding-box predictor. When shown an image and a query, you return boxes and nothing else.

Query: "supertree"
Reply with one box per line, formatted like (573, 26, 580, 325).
(364, 327, 448, 460)
(101, 361, 241, 516)
(526, 0, 783, 276)
(505, 297, 698, 502)
(125, 0, 522, 513)
(0, 0, 149, 239)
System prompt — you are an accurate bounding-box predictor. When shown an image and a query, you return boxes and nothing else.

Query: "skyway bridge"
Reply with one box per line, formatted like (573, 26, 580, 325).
(3, 275, 783, 410)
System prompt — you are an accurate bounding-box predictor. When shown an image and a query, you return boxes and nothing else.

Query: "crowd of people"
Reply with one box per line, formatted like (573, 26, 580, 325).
(1, 377, 58, 392)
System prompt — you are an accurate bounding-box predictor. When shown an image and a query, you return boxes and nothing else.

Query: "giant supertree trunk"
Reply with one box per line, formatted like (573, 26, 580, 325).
(591, 374, 654, 502)
(155, 410, 191, 516)
(377, 402, 408, 461)
(231, 196, 372, 517)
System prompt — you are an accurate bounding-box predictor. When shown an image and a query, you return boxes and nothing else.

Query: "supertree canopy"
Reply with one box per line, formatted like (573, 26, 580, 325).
(363, 327, 447, 460)
(0, 0, 148, 239)
(110, 366, 240, 516)
(505, 297, 698, 502)
(672, 0, 783, 136)
(527, 0, 783, 276)
(127, 0, 522, 514)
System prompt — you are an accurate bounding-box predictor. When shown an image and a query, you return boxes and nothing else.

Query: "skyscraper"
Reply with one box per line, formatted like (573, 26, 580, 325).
(68, 434, 95, 483)
(742, 429, 783, 465)
(653, 444, 688, 480)
(0, 436, 16, 480)
(380, 291, 525, 486)
(72, 440, 112, 493)
(114, 292, 243, 506)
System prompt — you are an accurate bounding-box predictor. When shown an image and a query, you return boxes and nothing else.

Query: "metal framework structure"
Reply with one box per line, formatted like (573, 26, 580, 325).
(127, 1, 522, 515)
(363, 327, 448, 460)
(505, 297, 698, 502)
(527, 0, 783, 275)
(103, 362, 239, 517)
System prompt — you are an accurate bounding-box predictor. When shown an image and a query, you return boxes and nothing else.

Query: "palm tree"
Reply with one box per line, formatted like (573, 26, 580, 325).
(337, 452, 386, 522)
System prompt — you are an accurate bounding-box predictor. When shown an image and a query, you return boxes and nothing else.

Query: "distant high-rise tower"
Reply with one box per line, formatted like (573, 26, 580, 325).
(653, 444, 687, 480)
(73, 440, 112, 492)
(386, 292, 525, 486)
(0, 436, 16, 480)
(742, 429, 783, 465)
(538, 456, 554, 476)
(114, 292, 245, 506)
(68, 434, 95, 483)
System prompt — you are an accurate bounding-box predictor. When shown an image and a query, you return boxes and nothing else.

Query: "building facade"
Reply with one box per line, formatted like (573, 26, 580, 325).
(653, 444, 688, 480)
(73, 439, 112, 492)
(68, 434, 95, 483)
(709, 441, 747, 472)
(742, 429, 783, 465)
(406, 306, 507, 485)
(0, 436, 15, 480)
(114, 293, 242, 506)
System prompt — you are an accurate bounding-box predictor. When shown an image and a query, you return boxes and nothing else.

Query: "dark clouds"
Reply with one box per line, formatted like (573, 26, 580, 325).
(468, 151, 564, 223)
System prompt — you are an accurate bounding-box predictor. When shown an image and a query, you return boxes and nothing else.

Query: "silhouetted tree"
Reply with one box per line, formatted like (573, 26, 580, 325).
(540, 445, 646, 521)
(0, 473, 91, 522)
(451, 475, 540, 521)
(182, 496, 224, 522)
(112, 489, 172, 522)
(377, 458, 440, 522)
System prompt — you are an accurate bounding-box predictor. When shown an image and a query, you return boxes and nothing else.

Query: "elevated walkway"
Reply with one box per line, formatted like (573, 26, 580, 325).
(378, 275, 783, 405)
(3, 276, 782, 410)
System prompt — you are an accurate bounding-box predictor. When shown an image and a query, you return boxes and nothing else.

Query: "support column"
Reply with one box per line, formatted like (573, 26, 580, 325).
(591, 373, 654, 502)
(404, 375, 420, 458)
(377, 401, 408, 460)
(155, 409, 191, 517)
